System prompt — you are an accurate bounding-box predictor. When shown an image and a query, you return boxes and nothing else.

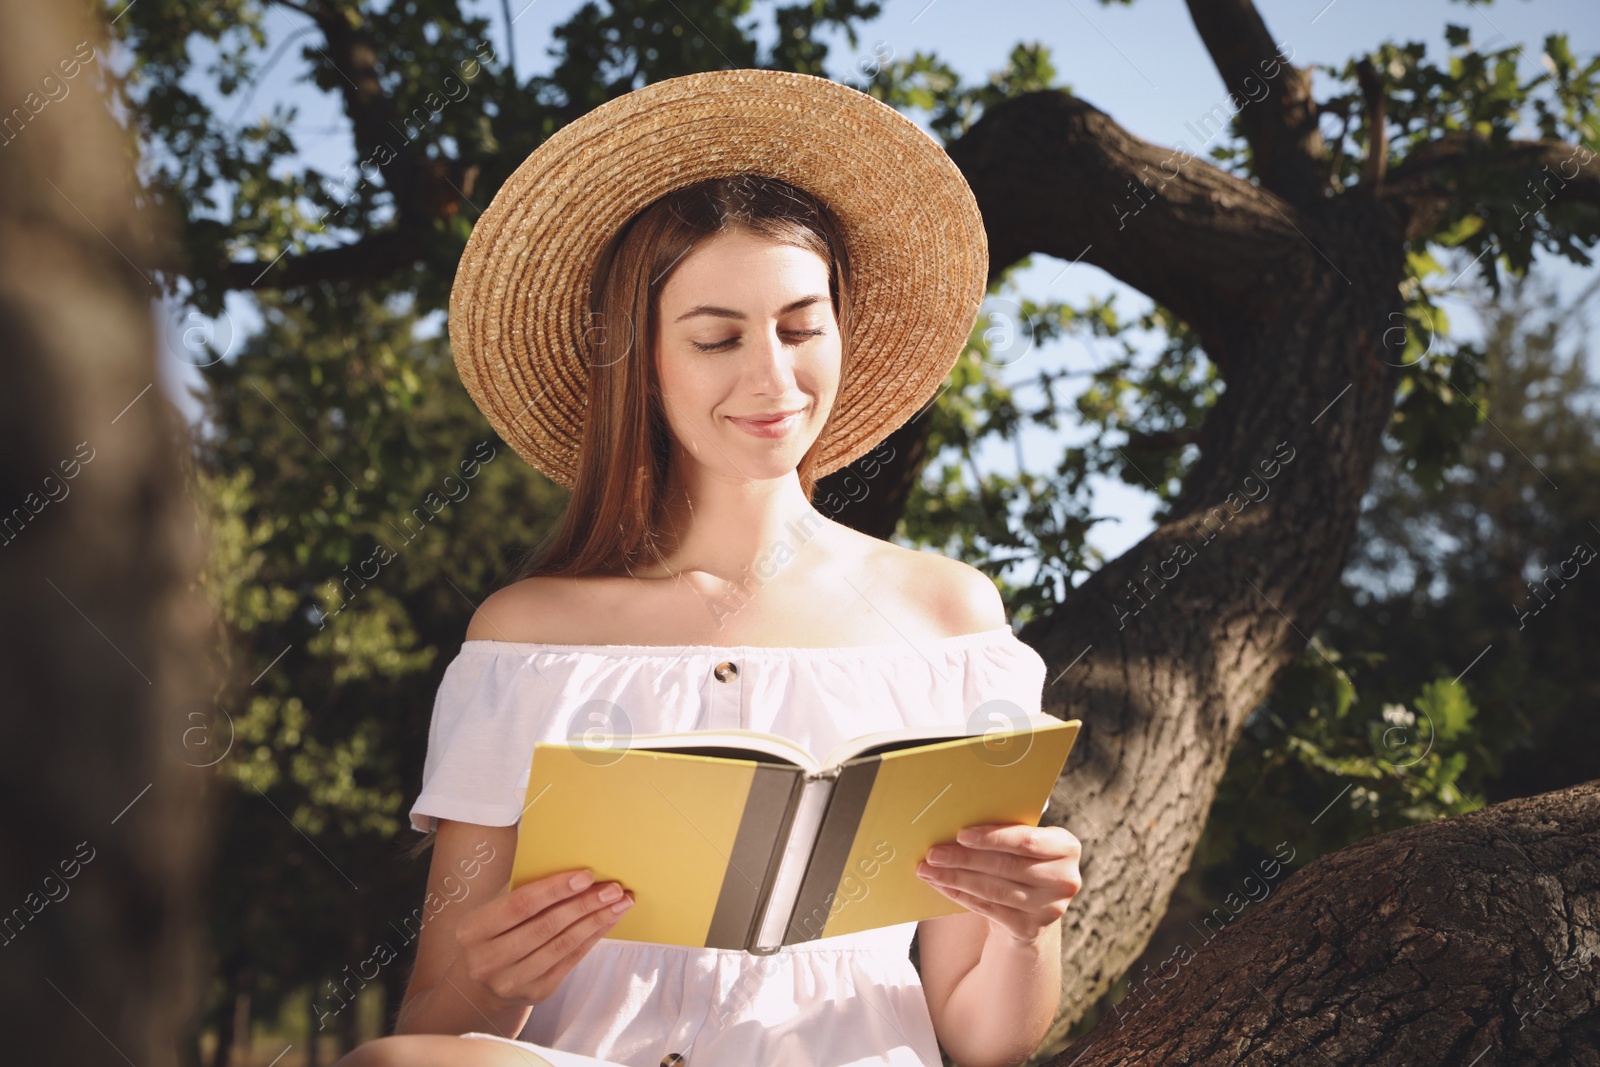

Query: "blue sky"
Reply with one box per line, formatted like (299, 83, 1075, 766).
(151, 0, 1600, 569)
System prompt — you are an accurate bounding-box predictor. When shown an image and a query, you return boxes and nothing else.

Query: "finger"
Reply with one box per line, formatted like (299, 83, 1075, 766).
(924, 879, 1030, 936)
(923, 840, 1063, 884)
(474, 869, 598, 941)
(917, 862, 1054, 913)
(956, 823, 1076, 860)
(922, 841, 1004, 879)
(504, 890, 634, 995)
(481, 881, 632, 975)
(467, 870, 617, 979)
(520, 907, 624, 1002)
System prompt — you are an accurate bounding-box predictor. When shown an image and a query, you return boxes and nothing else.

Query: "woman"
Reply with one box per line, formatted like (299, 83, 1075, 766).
(338, 69, 1081, 1067)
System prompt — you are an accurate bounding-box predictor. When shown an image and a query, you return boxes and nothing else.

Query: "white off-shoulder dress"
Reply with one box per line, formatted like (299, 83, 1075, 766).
(407, 625, 1050, 1067)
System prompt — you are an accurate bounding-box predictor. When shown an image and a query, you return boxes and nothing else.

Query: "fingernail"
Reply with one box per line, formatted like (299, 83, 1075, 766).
(598, 882, 623, 903)
(611, 893, 635, 913)
(570, 870, 594, 891)
(926, 847, 949, 864)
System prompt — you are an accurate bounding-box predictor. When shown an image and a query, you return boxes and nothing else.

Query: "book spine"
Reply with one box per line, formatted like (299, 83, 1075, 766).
(749, 771, 838, 953)
(782, 758, 880, 947)
(703, 764, 801, 951)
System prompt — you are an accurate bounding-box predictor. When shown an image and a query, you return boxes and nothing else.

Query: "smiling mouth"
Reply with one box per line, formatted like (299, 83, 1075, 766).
(727, 406, 808, 436)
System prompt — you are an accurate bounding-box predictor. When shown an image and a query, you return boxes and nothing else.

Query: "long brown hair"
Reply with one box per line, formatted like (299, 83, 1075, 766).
(501, 174, 856, 586)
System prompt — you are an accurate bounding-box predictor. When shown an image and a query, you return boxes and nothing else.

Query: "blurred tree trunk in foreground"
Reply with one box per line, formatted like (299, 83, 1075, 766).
(0, 1, 217, 1063)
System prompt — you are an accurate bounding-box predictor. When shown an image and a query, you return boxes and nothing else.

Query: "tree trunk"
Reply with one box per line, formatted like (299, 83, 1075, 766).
(340, 982, 364, 1052)
(307, 985, 322, 1067)
(930, 82, 1408, 1047)
(206, 958, 244, 1067)
(1042, 780, 1600, 1065)
(0, 1, 217, 1064)
(232, 986, 253, 1063)
(208, 983, 236, 1067)
(88, 0, 1600, 1057)
(817, 401, 933, 539)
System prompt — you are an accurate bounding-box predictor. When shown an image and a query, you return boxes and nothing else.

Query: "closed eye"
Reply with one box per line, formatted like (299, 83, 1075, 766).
(690, 328, 828, 353)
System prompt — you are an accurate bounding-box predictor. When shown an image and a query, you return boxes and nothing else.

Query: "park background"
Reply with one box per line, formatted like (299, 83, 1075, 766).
(2, 0, 1598, 1064)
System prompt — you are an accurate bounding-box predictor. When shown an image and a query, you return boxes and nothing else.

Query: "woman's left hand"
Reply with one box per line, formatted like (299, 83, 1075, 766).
(915, 823, 1082, 945)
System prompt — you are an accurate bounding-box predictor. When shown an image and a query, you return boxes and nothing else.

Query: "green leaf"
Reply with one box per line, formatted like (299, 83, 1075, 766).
(1415, 677, 1477, 742)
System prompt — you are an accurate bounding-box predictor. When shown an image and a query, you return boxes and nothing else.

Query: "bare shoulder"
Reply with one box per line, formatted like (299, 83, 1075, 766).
(464, 575, 585, 643)
(914, 550, 1008, 633)
(864, 536, 1008, 636)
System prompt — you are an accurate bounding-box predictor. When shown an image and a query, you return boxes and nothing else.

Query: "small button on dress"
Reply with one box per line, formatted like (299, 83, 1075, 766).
(409, 626, 1049, 1067)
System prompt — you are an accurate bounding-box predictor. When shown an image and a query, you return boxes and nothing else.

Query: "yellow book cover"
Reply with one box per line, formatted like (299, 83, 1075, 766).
(509, 715, 1081, 954)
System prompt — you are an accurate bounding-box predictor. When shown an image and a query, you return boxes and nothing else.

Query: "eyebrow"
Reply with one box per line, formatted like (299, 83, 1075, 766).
(672, 293, 832, 324)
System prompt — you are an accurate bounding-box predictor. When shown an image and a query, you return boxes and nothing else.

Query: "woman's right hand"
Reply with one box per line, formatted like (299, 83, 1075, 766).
(452, 868, 635, 1011)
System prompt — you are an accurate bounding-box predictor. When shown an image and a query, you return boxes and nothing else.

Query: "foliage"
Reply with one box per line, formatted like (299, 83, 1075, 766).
(1201, 647, 1489, 875)
(101, 0, 1600, 1052)
(109, 0, 887, 315)
(901, 267, 1219, 626)
(187, 283, 561, 1038)
(864, 42, 1064, 141)
(1324, 267, 1600, 803)
(904, 18, 1600, 612)
(1066, 266, 1600, 1046)
(1193, 265, 1599, 904)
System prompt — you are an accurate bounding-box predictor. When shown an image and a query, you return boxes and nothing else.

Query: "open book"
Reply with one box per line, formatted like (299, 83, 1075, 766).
(509, 713, 1081, 954)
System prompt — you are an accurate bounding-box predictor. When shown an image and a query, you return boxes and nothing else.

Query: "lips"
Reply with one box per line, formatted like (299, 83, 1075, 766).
(728, 407, 806, 438)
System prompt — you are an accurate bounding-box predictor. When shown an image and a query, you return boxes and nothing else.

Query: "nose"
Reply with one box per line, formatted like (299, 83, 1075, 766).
(742, 324, 801, 397)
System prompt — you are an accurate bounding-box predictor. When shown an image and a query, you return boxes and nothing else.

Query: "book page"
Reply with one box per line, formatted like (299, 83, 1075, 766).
(753, 775, 836, 951)
(619, 729, 822, 774)
(820, 712, 1064, 768)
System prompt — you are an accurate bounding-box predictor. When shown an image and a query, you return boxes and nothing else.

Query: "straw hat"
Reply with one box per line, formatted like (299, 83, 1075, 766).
(448, 68, 989, 490)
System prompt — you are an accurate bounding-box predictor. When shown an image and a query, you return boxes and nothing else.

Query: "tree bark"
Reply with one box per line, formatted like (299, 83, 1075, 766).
(0, 2, 217, 1064)
(1042, 780, 1600, 1066)
(817, 25, 1600, 1050)
(104, 0, 1600, 1055)
(816, 410, 933, 539)
(938, 69, 1409, 1046)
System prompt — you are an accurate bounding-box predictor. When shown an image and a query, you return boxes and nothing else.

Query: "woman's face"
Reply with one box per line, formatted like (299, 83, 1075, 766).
(653, 229, 842, 483)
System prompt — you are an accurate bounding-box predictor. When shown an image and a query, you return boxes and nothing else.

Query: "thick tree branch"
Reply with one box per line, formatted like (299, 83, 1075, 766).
(941, 85, 1415, 1048)
(819, 405, 935, 540)
(292, 1, 428, 217)
(215, 228, 418, 290)
(945, 90, 1313, 379)
(1382, 131, 1600, 242)
(226, 1, 480, 291)
(1044, 781, 1600, 1065)
(1184, 0, 1328, 206)
(840, 86, 1338, 536)
(1125, 428, 1199, 453)
(1355, 57, 1388, 191)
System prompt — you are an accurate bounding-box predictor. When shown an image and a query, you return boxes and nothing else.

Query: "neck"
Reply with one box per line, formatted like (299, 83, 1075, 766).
(650, 465, 830, 581)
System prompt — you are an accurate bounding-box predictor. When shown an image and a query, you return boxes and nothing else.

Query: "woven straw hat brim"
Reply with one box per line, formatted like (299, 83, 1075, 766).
(448, 68, 989, 490)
